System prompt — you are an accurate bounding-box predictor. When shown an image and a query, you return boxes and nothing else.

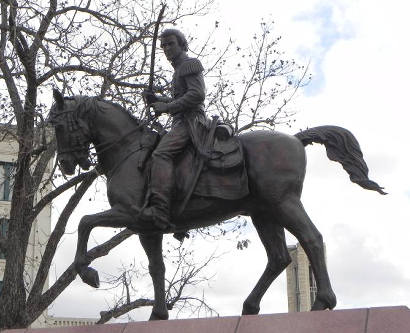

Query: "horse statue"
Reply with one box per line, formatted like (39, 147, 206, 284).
(49, 90, 385, 320)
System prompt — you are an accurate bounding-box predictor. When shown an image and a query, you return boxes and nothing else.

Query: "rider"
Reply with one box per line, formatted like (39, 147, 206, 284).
(141, 28, 206, 230)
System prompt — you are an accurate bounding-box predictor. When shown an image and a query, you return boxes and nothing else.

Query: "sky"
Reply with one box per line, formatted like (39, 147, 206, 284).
(50, 0, 410, 322)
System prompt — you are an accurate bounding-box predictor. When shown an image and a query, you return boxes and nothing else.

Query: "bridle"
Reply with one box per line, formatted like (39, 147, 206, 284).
(51, 97, 137, 154)
(50, 97, 157, 176)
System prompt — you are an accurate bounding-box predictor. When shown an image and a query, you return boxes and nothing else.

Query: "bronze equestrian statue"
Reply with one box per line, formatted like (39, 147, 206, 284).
(49, 29, 385, 321)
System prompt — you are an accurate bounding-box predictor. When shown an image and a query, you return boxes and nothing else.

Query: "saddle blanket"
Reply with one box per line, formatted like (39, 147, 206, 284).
(175, 137, 249, 200)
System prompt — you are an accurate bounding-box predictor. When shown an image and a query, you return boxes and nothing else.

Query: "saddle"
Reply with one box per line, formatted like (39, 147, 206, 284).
(138, 121, 249, 202)
(174, 135, 249, 201)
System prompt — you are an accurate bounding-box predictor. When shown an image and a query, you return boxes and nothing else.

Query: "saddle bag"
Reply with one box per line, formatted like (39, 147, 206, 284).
(207, 136, 244, 171)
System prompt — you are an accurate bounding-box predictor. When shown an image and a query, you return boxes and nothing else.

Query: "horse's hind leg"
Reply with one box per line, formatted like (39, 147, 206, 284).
(139, 234, 169, 321)
(277, 196, 337, 310)
(242, 213, 291, 315)
(75, 208, 132, 288)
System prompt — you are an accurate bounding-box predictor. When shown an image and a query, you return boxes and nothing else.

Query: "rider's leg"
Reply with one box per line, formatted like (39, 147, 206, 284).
(142, 123, 190, 229)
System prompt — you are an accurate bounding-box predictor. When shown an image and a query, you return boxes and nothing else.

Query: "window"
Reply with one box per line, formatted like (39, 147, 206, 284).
(0, 162, 14, 201)
(309, 265, 317, 307)
(0, 218, 8, 259)
(294, 266, 301, 312)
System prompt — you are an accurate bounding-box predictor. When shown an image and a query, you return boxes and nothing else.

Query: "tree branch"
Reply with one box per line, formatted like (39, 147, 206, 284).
(37, 64, 148, 89)
(30, 168, 99, 223)
(31, 136, 56, 195)
(55, 6, 135, 36)
(7, 1, 29, 62)
(27, 170, 97, 304)
(96, 298, 155, 324)
(0, 2, 24, 115)
(27, 228, 133, 323)
(29, 0, 57, 56)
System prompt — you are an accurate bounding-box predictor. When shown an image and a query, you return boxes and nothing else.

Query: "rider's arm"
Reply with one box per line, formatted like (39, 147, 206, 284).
(142, 90, 172, 105)
(157, 95, 173, 103)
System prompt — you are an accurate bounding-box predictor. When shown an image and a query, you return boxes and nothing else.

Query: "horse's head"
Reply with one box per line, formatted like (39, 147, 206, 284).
(49, 89, 92, 175)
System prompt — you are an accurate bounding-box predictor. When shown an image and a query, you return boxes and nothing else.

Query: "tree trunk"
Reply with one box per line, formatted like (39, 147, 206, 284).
(0, 80, 36, 328)
(0, 134, 34, 328)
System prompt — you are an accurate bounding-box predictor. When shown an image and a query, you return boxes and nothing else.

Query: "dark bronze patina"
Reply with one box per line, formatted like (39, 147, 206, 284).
(140, 29, 209, 232)
(49, 84, 385, 320)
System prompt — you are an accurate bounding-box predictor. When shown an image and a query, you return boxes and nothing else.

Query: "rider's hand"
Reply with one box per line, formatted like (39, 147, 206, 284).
(142, 90, 158, 105)
(152, 102, 169, 114)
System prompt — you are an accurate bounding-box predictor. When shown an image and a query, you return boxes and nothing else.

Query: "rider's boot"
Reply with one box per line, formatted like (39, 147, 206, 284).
(140, 193, 173, 231)
(138, 156, 175, 231)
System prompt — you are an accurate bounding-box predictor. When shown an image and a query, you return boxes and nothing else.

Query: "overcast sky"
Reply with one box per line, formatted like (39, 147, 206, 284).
(50, 0, 410, 321)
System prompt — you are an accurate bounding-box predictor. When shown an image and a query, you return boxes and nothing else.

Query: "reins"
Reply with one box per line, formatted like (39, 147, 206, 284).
(90, 125, 143, 156)
(105, 145, 145, 179)
(53, 97, 157, 177)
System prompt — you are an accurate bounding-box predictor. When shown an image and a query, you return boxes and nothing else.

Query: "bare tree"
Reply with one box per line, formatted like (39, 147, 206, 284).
(0, 0, 306, 329)
(96, 242, 218, 324)
(204, 20, 310, 133)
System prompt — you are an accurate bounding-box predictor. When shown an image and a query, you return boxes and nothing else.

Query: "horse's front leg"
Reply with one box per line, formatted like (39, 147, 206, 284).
(74, 214, 100, 288)
(75, 208, 132, 288)
(139, 233, 169, 320)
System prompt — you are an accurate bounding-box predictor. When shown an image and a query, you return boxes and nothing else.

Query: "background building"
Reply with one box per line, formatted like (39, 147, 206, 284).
(286, 243, 323, 312)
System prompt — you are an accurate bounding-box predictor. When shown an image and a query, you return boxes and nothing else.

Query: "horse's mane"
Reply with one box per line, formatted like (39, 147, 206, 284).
(63, 95, 142, 127)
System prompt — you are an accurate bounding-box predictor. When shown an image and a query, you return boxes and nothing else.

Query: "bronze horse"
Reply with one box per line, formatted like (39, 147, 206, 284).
(49, 90, 385, 320)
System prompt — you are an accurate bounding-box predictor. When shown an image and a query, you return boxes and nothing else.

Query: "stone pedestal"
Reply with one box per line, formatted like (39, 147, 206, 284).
(3, 306, 409, 333)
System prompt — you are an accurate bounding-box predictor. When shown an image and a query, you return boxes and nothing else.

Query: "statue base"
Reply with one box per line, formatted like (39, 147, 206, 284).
(3, 306, 409, 333)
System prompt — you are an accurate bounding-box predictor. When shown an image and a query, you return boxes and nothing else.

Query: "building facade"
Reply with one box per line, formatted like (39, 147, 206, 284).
(47, 316, 97, 328)
(286, 243, 322, 312)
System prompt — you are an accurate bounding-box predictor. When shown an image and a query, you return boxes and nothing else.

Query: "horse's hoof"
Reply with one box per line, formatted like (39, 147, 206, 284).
(78, 267, 100, 288)
(242, 300, 260, 315)
(149, 310, 169, 321)
(311, 291, 337, 311)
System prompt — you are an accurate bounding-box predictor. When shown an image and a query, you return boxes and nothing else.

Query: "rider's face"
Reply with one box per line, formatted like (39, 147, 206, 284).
(160, 35, 183, 62)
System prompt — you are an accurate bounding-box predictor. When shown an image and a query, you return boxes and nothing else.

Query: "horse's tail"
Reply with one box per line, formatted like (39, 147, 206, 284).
(295, 125, 387, 195)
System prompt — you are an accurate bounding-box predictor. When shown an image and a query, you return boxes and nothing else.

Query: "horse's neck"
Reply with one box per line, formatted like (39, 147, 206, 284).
(92, 104, 141, 175)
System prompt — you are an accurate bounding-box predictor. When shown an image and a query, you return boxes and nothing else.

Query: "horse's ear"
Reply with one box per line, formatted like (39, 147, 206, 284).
(53, 89, 64, 110)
